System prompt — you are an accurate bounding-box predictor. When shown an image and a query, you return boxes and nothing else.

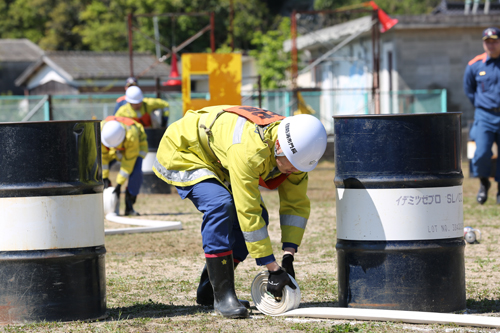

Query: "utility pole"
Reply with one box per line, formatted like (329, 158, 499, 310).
(153, 16, 161, 59)
(128, 13, 134, 77)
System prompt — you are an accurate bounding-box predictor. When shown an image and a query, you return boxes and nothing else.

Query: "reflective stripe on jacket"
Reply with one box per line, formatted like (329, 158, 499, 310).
(101, 117, 148, 185)
(153, 105, 310, 260)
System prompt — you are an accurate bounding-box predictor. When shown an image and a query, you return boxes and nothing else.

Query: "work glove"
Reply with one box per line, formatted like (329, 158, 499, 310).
(267, 267, 296, 301)
(103, 178, 112, 189)
(281, 254, 295, 279)
(112, 184, 121, 197)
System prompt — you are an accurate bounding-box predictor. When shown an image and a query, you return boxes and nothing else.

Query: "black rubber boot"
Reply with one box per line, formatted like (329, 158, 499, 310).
(477, 177, 491, 205)
(196, 262, 250, 309)
(497, 183, 500, 205)
(206, 254, 249, 319)
(125, 189, 140, 216)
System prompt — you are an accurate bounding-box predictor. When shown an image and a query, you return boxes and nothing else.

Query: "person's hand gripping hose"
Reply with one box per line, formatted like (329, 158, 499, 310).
(281, 254, 295, 279)
(113, 184, 121, 198)
(267, 267, 296, 301)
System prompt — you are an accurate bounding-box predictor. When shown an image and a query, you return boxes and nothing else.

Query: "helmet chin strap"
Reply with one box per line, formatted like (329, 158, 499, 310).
(275, 139, 286, 157)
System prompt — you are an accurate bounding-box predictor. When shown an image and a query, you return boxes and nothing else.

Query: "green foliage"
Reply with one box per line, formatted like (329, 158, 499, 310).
(314, 0, 442, 16)
(0, 0, 91, 50)
(250, 17, 291, 89)
(0, 0, 442, 52)
(0, 0, 272, 53)
(0, 0, 442, 86)
(76, 0, 131, 51)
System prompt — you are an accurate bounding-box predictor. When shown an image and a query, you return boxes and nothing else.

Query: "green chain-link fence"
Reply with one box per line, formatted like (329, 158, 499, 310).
(0, 89, 446, 134)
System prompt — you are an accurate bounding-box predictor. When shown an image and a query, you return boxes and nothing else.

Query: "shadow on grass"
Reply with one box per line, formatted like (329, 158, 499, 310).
(466, 299, 500, 314)
(138, 212, 198, 217)
(292, 301, 340, 308)
(105, 299, 212, 320)
(104, 300, 343, 321)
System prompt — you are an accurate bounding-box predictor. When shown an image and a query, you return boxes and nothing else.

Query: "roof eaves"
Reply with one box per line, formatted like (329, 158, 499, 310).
(283, 15, 374, 52)
(43, 55, 74, 82)
(14, 56, 44, 86)
(22, 39, 44, 57)
(393, 13, 500, 29)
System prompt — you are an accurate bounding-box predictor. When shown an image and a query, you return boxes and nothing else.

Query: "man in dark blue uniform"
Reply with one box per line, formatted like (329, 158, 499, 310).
(464, 27, 500, 204)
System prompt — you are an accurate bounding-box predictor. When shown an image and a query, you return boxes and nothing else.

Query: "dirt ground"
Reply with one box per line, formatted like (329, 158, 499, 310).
(4, 161, 500, 332)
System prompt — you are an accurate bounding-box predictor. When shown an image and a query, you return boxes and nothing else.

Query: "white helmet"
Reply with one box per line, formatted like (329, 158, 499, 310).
(125, 86, 143, 104)
(277, 114, 327, 172)
(101, 120, 126, 148)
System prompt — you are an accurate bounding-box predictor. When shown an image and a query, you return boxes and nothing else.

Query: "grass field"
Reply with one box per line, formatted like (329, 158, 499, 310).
(3, 161, 500, 333)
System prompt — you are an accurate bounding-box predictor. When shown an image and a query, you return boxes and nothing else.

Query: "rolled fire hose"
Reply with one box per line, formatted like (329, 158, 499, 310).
(103, 187, 182, 235)
(251, 271, 500, 328)
(251, 271, 301, 316)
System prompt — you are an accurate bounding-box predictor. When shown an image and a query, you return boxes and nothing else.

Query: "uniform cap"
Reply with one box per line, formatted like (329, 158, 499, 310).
(125, 77, 138, 87)
(483, 27, 500, 40)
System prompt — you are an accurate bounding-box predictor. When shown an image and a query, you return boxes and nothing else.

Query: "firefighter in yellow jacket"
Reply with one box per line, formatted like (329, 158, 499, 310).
(101, 116, 148, 216)
(115, 86, 170, 128)
(153, 105, 327, 319)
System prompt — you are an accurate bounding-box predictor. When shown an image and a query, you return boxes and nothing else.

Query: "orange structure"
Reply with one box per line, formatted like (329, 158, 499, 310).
(363, 1, 398, 32)
(163, 53, 181, 86)
(181, 53, 242, 113)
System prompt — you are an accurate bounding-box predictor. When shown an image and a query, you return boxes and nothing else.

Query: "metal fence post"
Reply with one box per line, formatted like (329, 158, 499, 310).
(441, 89, 447, 112)
(258, 75, 262, 109)
(364, 92, 369, 114)
(44, 95, 52, 121)
(285, 91, 291, 117)
(156, 77, 161, 98)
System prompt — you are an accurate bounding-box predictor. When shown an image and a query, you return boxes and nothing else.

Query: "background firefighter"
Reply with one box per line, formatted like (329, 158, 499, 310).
(115, 86, 170, 128)
(101, 116, 148, 216)
(114, 76, 139, 113)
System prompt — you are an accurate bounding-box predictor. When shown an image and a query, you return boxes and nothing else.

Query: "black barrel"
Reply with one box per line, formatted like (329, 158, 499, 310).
(0, 121, 106, 323)
(334, 113, 465, 313)
(141, 128, 171, 194)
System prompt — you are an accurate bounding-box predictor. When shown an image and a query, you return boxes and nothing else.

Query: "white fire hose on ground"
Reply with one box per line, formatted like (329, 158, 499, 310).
(251, 271, 301, 316)
(250, 272, 500, 328)
(103, 187, 182, 235)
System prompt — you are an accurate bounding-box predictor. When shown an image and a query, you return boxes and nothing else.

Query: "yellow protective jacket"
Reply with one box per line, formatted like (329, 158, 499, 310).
(153, 105, 310, 260)
(115, 97, 169, 127)
(101, 118, 148, 185)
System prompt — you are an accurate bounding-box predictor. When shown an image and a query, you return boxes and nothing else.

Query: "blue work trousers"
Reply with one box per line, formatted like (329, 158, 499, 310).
(109, 157, 143, 196)
(176, 179, 269, 263)
(470, 118, 500, 181)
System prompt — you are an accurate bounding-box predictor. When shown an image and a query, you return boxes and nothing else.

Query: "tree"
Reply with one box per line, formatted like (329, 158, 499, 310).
(0, 0, 90, 50)
(0, 0, 275, 53)
(0, 0, 444, 88)
(314, 0, 441, 15)
(40, 0, 90, 50)
(0, 0, 442, 53)
(250, 17, 291, 89)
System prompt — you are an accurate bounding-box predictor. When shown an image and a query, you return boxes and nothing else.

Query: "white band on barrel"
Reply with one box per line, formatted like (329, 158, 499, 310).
(336, 185, 463, 241)
(0, 193, 105, 251)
